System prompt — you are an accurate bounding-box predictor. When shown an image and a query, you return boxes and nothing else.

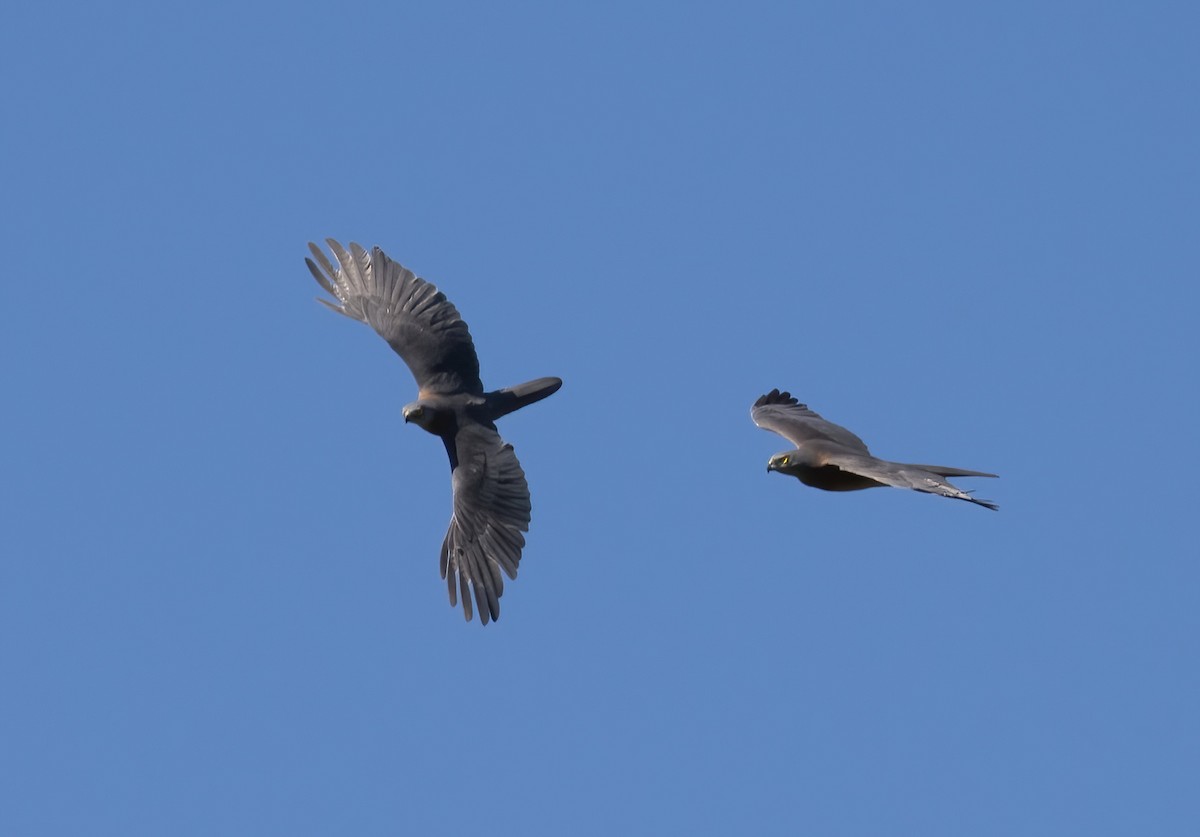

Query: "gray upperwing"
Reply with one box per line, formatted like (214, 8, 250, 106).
(751, 389, 871, 453)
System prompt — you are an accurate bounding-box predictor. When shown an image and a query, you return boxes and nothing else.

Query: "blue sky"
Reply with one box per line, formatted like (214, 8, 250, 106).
(2, 2, 1197, 834)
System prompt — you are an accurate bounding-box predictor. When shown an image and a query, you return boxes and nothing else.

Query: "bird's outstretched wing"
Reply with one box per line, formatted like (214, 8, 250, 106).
(307, 239, 483, 395)
(439, 423, 532, 624)
(751, 389, 871, 453)
(821, 452, 999, 510)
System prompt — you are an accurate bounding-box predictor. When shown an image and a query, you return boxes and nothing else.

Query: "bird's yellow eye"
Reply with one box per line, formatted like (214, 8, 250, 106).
(779, 456, 789, 466)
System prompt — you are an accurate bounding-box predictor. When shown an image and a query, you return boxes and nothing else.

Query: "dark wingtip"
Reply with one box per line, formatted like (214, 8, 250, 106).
(753, 388, 801, 408)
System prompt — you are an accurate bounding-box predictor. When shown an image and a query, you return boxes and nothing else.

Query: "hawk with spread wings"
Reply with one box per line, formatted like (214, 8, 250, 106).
(307, 239, 561, 623)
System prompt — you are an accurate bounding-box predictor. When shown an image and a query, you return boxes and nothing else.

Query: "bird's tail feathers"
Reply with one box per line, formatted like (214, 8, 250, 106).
(969, 496, 1000, 511)
(906, 464, 998, 479)
(487, 377, 562, 420)
(912, 472, 1000, 511)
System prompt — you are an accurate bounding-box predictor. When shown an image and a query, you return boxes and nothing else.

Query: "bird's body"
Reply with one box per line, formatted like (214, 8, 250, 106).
(307, 239, 560, 623)
(752, 389, 998, 510)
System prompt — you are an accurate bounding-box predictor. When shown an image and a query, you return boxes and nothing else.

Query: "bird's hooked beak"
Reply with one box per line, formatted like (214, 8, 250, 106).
(403, 403, 430, 427)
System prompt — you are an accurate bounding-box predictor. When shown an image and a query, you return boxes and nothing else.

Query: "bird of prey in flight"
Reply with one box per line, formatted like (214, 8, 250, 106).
(306, 239, 561, 624)
(752, 389, 998, 510)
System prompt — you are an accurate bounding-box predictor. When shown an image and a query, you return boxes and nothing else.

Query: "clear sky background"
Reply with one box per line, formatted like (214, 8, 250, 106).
(2, 2, 1197, 835)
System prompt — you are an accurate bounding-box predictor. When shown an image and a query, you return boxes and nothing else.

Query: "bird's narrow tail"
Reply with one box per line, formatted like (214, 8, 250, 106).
(909, 464, 999, 510)
(908, 464, 998, 479)
(916, 476, 1000, 511)
(487, 377, 563, 420)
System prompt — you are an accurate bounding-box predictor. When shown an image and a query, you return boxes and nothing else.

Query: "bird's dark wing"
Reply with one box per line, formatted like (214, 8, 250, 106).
(751, 389, 871, 453)
(307, 239, 483, 395)
(439, 423, 532, 624)
(821, 452, 999, 510)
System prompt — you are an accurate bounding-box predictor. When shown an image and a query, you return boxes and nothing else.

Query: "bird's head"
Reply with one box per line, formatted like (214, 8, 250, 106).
(403, 402, 433, 429)
(766, 452, 799, 474)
